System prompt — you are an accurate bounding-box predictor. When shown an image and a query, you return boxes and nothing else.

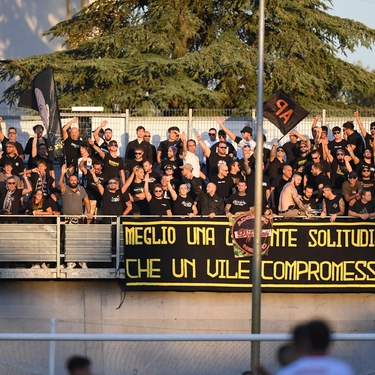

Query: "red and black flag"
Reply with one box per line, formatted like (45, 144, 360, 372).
(263, 90, 309, 135)
(18, 67, 64, 158)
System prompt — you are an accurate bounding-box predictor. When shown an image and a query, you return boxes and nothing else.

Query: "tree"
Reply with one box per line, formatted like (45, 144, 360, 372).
(1, 0, 375, 110)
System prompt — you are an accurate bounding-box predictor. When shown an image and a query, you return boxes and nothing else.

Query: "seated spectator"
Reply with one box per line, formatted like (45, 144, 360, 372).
(0, 173, 32, 215)
(0, 161, 22, 188)
(342, 171, 362, 207)
(300, 186, 317, 210)
(348, 189, 375, 220)
(359, 166, 375, 197)
(144, 174, 172, 216)
(225, 181, 252, 218)
(320, 186, 345, 222)
(194, 182, 225, 218)
(167, 182, 198, 217)
(278, 174, 311, 218)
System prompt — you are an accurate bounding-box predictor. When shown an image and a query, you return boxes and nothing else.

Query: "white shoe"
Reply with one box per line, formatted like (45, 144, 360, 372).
(79, 262, 88, 269)
(66, 262, 76, 269)
(31, 264, 41, 269)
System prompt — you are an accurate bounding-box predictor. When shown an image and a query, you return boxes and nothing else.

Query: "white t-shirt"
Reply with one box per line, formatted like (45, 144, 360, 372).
(276, 355, 354, 375)
(236, 138, 256, 159)
(183, 151, 200, 178)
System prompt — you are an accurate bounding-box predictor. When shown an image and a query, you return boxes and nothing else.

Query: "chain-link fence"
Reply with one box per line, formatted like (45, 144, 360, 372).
(1, 327, 375, 375)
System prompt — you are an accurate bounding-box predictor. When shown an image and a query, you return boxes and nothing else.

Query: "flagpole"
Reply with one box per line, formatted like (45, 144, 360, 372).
(251, 0, 265, 372)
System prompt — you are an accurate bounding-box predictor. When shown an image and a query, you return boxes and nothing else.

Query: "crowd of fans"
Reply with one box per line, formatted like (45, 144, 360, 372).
(1, 112, 375, 222)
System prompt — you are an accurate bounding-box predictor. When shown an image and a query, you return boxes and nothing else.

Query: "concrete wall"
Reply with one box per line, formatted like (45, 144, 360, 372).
(0, 281, 374, 374)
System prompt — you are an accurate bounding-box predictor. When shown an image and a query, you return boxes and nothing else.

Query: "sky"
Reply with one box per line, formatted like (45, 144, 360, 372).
(330, 0, 375, 71)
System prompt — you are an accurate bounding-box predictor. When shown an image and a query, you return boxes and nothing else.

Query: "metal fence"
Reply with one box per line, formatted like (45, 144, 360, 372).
(1, 107, 375, 164)
(1, 329, 375, 375)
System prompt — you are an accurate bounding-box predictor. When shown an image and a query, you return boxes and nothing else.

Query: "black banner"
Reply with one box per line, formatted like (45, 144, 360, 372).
(122, 217, 375, 292)
(263, 90, 309, 135)
(19, 67, 64, 158)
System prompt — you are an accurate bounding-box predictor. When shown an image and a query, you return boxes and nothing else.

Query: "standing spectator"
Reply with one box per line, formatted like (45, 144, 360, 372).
(326, 149, 355, 193)
(293, 142, 311, 175)
(125, 147, 144, 177)
(69, 141, 94, 184)
(354, 111, 375, 150)
(196, 134, 232, 178)
(308, 163, 330, 202)
(160, 175, 173, 200)
(0, 118, 24, 159)
(216, 117, 256, 160)
(180, 163, 202, 201)
(0, 173, 31, 215)
(359, 166, 375, 197)
(143, 130, 157, 166)
(161, 146, 182, 180)
(359, 148, 375, 174)
(0, 162, 22, 188)
(62, 117, 82, 166)
(225, 181, 252, 218)
(167, 182, 198, 216)
(268, 142, 286, 183)
(342, 121, 364, 159)
(210, 163, 235, 201)
(29, 133, 55, 179)
(125, 126, 153, 162)
(278, 174, 311, 218)
(303, 149, 330, 187)
(92, 120, 113, 154)
(157, 126, 182, 163)
(270, 165, 293, 213)
(275, 320, 354, 375)
(144, 174, 172, 216)
(348, 189, 375, 220)
(0, 141, 25, 176)
(25, 124, 49, 168)
(204, 128, 218, 149)
(163, 164, 180, 190)
(214, 130, 236, 157)
(245, 162, 270, 213)
(28, 159, 55, 196)
(89, 139, 126, 186)
(181, 132, 201, 178)
(126, 166, 149, 215)
(194, 182, 225, 217)
(320, 186, 345, 222)
(143, 159, 161, 192)
(228, 160, 244, 186)
(282, 130, 309, 166)
(327, 126, 347, 157)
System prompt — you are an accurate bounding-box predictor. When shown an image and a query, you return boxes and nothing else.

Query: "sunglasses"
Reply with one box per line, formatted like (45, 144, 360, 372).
(277, 149, 284, 152)
(165, 167, 173, 170)
(336, 153, 344, 156)
(108, 181, 117, 185)
(363, 170, 370, 172)
(371, 128, 375, 131)
(349, 177, 357, 179)
(135, 152, 143, 155)
(218, 146, 227, 149)
(8, 132, 16, 134)
(144, 135, 151, 138)
(154, 190, 162, 193)
(209, 133, 216, 136)
(312, 157, 319, 160)
(333, 131, 340, 134)
(7, 182, 16, 185)
(109, 144, 118, 147)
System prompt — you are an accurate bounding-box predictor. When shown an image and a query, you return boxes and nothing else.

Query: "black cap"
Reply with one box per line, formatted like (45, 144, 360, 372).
(240, 126, 252, 135)
(33, 124, 44, 132)
(218, 130, 226, 136)
(348, 171, 358, 178)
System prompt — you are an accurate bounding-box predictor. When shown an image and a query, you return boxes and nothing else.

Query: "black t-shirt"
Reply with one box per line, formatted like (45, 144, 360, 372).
(157, 139, 182, 161)
(29, 155, 54, 174)
(271, 175, 290, 211)
(227, 193, 252, 214)
(300, 195, 317, 209)
(102, 189, 129, 216)
(246, 173, 270, 208)
(328, 139, 348, 156)
(330, 160, 350, 191)
(209, 175, 234, 200)
(283, 141, 300, 166)
(324, 194, 342, 215)
(85, 171, 108, 204)
(64, 136, 81, 166)
(364, 133, 375, 150)
(145, 171, 161, 192)
(347, 131, 364, 159)
(267, 158, 285, 182)
(173, 195, 195, 215)
(207, 153, 232, 178)
(103, 153, 125, 180)
(352, 198, 375, 215)
(148, 197, 171, 215)
(128, 181, 149, 214)
(0, 155, 24, 176)
(0, 187, 23, 214)
(180, 176, 202, 201)
(293, 155, 311, 173)
(125, 139, 153, 162)
(1, 137, 24, 157)
(161, 159, 182, 180)
(125, 159, 143, 173)
(360, 178, 375, 197)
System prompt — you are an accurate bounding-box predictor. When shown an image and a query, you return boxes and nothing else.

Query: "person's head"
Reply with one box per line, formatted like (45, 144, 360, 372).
(323, 185, 333, 198)
(107, 177, 120, 192)
(38, 143, 48, 157)
(289, 133, 298, 143)
(237, 181, 247, 194)
(93, 161, 103, 174)
(36, 159, 48, 173)
(7, 127, 17, 141)
(283, 165, 293, 179)
(144, 131, 152, 142)
(134, 166, 145, 180)
(217, 142, 228, 156)
(276, 146, 285, 159)
(321, 125, 328, 138)
(370, 122, 375, 136)
(167, 146, 178, 159)
(361, 166, 371, 178)
(206, 182, 217, 196)
(208, 128, 217, 140)
(361, 189, 372, 203)
(363, 148, 372, 159)
(32, 190, 44, 204)
(218, 130, 226, 141)
(68, 175, 79, 189)
(304, 186, 314, 199)
(33, 124, 44, 138)
(292, 174, 302, 187)
(180, 163, 193, 177)
(242, 144, 251, 158)
(70, 127, 80, 141)
(335, 148, 345, 161)
(160, 175, 168, 187)
(79, 142, 90, 157)
(136, 126, 145, 139)
(228, 160, 240, 174)
(277, 343, 295, 367)
(293, 320, 331, 355)
(240, 124, 253, 140)
(66, 355, 91, 375)
(311, 163, 322, 177)
(348, 171, 358, 185)
(5, 141, 16, 155)
(153, 183, 163, 198)
(164, 164, 175, 176)
(311, 150, 320, 163)
(134, 147, 144, 160)
(104, 128, 113, 141)
(143, 160, 153, 173)
(178, 183, 189, 197)
(187, 139, 196, 153)
(218, 163, 229, 177)
(6, 176, 17, 191)
(299, 142, 309, 155)
(168, 126, 180, 141)
(332, 126, 341, 139)
(108, 140, 118, 154)
(342, 121, 354, 136)
(3, 162, 13, 175)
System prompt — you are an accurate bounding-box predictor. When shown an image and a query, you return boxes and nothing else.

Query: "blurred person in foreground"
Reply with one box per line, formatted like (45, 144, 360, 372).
(66, 355, 91, 375)
(275, 320, 354, 375)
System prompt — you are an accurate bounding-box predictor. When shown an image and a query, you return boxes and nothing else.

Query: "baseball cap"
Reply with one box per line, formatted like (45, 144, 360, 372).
(348, 171, 358, 178)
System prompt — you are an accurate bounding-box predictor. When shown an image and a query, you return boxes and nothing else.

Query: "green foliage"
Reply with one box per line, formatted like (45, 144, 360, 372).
(1, 0, 375, 109)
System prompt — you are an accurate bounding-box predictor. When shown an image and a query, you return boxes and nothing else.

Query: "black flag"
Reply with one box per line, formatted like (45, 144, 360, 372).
(263, 90, 309, 135)
(19, 67, 64, 158)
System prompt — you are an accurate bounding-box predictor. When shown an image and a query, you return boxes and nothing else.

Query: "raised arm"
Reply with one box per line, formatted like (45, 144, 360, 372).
(22, 170, 32, 196)
(0, 117, 4, 142)
(62, 117, 78, 140)
(167, 177, 178, 201)
(144, 173, 152, 202)
(59, 164, 67, 194)
(88, 138, 105, 160)
(354, 111, 367, 138)
(345, 144, 359, 165)
(121, 168, 136, 194)
(196, 134, 211, 157)
(311, 115, 322, 137)
(216, 117, 236, 142)
(269, 141, 278, 162)
(89, 168, 104, 195)
(31, 133, 38, 158)
(181, 131, 188, 157)
(93, 120, 107, 144)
